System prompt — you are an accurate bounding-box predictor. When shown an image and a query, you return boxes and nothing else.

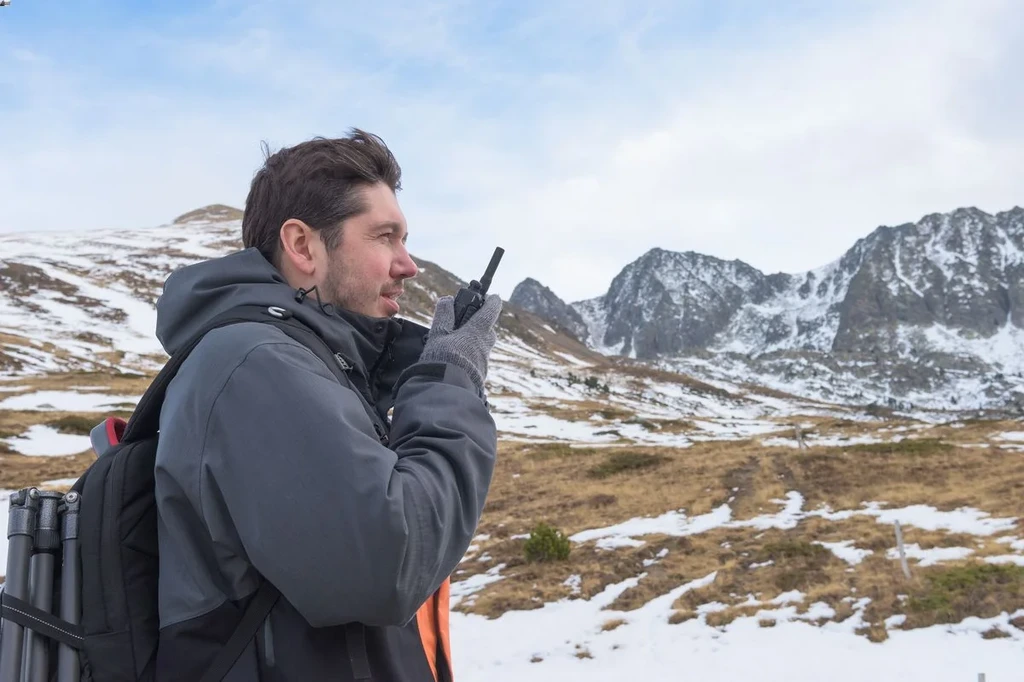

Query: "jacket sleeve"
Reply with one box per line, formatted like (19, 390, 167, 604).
(196, 340, 497, 627)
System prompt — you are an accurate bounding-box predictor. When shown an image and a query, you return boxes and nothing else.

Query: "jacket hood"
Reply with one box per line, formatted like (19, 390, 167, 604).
(156, 248, 427, 377)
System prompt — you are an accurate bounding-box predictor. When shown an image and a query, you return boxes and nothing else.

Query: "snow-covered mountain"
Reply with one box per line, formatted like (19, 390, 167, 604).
(509, 277, 589, 342)
(0, 204, 584, 379)
(514, 206, 1024, 413)
(719, 206, 1024, 357)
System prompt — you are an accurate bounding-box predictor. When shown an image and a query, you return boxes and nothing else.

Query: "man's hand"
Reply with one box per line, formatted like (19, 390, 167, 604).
(420, 293, 502, 392)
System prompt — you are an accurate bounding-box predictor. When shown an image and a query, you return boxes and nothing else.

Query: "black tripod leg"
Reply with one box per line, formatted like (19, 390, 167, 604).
(24, 490, 62, 682)
(0, 488, 40, 682)
(56, 492, 81, 682)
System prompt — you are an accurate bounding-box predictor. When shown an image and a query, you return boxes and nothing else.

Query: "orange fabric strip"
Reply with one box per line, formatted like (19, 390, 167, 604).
(416, 592, 440, 682)
(438, 578, 453, 681)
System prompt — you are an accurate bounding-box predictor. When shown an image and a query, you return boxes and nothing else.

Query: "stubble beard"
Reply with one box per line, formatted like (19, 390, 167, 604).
(323, 257, 392, 317)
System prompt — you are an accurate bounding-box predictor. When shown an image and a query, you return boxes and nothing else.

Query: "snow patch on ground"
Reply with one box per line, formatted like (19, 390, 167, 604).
(886, 544, 975, 567)
(568, 493, 1017, 548)
(814, 540, 873, 565)
(451, 573, 1024, 682)
(0, 390, 139, 412)
(4, 425, 92, 456)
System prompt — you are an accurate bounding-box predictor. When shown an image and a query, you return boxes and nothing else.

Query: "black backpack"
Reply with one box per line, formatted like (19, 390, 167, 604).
(1, 304, 382, 682)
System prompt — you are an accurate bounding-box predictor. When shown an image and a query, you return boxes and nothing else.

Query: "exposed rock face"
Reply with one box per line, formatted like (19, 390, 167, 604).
(509, 277, 589, 341)
(555, 207, 1024, 361)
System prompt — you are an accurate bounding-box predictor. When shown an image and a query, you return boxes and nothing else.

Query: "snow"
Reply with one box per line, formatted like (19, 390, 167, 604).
(4, 425, 92, 456)
(451, 572, 1024, 682)
(770, 590, 804, 605)
(761, 433, 889, 448)
(891, 241, 926, 299)
(552, 351, 591, 367)
(0, 390, 139, 411)
(848, 503, 1018, 537)
(814, 540, 873, 565)
(916, 321, 1024, 376)
(885, 614, 908, 628)
(886, 544, 975, 567)
(984, 555, 1024, 566)
(568, 492, 1017, 550)
(570, 505, 733, 546)
(452, 572, 719, 680)
(450, 563, 507, 606)
(996, 536, 1024, 551)
(0, 217, 236, 377)
(562, 574, 582, 595)
(595, 536, 646, 550)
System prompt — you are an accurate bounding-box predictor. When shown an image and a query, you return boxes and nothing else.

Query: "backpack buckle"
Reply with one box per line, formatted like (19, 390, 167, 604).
(266, 306, 291, 319)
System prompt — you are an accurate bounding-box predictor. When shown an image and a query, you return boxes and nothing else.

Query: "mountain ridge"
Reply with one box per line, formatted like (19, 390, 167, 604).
(512, 205, 1024, 412)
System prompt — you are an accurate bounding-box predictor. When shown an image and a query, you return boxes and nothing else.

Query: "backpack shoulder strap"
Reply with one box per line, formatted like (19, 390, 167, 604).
(198, 581, 281, 682)
(257, 311, 391, 444)
(122, 305, 309, 442)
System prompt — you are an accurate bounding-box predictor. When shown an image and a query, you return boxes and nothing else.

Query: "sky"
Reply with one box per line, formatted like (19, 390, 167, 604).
(1, 0, 1022, 302)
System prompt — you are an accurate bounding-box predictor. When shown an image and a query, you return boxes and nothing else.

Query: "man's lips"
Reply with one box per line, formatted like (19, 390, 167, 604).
(381, 290, 403, 312)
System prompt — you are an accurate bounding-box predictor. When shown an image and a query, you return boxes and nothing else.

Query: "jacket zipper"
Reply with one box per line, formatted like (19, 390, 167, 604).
(334, 351, 389, 445)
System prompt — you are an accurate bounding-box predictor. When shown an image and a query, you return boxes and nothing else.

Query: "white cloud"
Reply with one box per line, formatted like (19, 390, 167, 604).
(1, 0, 1021, 305)
(401, 0, 1024, 301)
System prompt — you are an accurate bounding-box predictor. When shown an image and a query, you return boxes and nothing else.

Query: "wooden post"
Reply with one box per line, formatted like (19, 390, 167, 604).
(794, 425, 808, 450)
(895, 521, 911, 580)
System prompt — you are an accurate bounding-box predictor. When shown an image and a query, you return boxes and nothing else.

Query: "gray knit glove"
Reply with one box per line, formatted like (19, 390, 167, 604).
(420, 293, 502, 392)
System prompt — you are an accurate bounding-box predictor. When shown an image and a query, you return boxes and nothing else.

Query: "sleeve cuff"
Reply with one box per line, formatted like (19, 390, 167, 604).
(394, 361, 486, 401)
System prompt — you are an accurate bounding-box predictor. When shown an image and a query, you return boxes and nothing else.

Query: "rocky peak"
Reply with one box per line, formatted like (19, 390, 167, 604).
(509, 277, 588, 341)
(586, 247, 790, 358)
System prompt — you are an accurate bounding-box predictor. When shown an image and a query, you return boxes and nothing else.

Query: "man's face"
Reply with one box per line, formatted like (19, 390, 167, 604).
(320, 182, 418, 318)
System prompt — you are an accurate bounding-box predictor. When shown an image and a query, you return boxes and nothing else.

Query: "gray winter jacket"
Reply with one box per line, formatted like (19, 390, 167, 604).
(151, 248, 497, 681)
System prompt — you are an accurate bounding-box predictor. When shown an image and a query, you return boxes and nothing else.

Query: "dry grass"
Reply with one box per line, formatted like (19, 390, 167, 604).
(3, 369, 152, 397)
(982, 626, 1012, 639)
(527, 400, 634, 423)
(902, 563, 1024, 628)
(600, 618, 627, 632)
(0, 451, 96, 491)
(668, 609, 696, 624)
(586, 451, 668, 479)
(451, 425, 1024, 639)
(0, 409, 129, 443)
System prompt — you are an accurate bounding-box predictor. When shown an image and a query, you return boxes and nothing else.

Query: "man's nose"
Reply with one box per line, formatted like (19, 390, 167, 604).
(393, 245, 418, 279)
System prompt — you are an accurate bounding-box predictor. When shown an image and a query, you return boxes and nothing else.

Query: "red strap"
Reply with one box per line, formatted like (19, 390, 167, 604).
(105, 417, 127, 445)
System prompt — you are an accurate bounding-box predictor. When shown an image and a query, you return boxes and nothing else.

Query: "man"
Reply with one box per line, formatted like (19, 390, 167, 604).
(152, 129, 501, 680)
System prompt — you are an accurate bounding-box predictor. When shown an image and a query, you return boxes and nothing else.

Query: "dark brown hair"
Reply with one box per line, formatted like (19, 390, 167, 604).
(242, 129, 402, 265)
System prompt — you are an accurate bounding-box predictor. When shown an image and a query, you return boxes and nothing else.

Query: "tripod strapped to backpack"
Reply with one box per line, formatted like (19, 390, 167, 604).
(1, 487, 82, 682)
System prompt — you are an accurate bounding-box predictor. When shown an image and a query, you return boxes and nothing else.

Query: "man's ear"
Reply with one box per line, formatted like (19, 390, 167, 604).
(278, 219, 318, 277)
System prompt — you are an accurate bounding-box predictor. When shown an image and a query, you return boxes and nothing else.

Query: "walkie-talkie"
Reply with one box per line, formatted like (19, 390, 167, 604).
(453, 247, 504, 328)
